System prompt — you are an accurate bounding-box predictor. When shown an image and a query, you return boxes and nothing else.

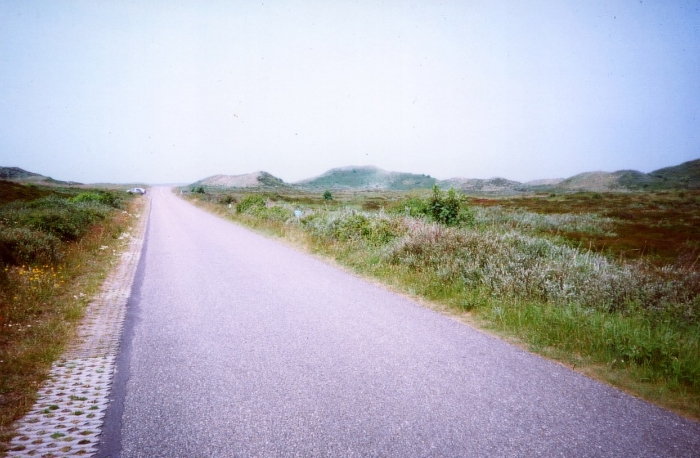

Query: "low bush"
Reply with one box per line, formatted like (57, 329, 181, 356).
(11, 198, 110, 241)
(427, 186, 471, 226)
(390, 196, 429, 218)
(390, 186, 473, 226)
(248, 205, 291, 223)
(387, 219, 699, 320)
(236, 194, 266, 213)
(218, 194, 236, 205)
(0, 194, 116, 264)
(0, 226, 62, 265)
(302, 209, 405, 246)
(71, 190, 122, 208)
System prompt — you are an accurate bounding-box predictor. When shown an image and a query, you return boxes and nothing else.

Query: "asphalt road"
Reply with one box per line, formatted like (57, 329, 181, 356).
(98, 187, 700, 457)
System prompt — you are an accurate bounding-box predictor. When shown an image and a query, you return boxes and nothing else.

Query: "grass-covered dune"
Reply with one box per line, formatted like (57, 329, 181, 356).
(185, 186, 700, 420)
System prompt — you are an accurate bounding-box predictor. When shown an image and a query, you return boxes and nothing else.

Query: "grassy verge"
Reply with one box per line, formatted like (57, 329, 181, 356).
(0, 184, 143, 450)
(184, 188, 700, 421)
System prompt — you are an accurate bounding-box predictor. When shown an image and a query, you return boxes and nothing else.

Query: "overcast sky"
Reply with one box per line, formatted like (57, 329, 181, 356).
(1, 1, 699, 184)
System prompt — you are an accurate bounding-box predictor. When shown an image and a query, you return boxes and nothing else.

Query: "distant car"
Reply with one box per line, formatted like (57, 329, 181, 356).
(127, 187, 146, 195)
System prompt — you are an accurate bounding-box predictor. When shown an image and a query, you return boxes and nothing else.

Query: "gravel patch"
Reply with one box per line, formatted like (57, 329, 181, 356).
(6, 199, 149, 457)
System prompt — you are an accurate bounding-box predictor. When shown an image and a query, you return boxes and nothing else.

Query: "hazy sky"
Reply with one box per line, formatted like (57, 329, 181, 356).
(1, 1, 699, 184)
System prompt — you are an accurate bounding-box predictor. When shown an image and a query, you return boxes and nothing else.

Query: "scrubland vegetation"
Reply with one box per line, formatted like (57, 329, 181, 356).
(186, 186, 700, 419)
(0, 182, 139, 444)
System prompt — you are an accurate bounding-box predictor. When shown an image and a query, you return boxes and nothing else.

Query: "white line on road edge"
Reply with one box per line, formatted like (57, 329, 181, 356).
(6, 197, 149, 457)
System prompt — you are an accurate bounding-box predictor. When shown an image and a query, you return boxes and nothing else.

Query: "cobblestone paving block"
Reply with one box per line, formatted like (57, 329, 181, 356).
(7, 198, 150, 458)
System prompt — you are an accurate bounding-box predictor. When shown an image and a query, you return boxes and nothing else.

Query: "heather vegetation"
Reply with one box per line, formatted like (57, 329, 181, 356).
(0, 182, 140, 444)
(186, 187, 700, 418)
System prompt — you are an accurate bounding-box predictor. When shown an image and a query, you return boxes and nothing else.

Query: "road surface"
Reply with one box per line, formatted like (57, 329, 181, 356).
(99, 187, 700, 457)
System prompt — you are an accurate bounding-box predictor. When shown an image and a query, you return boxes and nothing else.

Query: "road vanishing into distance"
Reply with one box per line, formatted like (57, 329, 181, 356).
(98, 187, 700, 457)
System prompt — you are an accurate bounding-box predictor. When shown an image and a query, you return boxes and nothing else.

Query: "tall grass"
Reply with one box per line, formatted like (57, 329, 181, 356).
(187, 190, 700, 418)
(387, 220, 699, 317)
(470, 205, 617, 235)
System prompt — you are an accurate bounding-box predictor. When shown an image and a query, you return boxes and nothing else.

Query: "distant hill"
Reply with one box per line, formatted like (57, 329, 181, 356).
(295, 166, 437, 190)
(0, 166, 42, 180)
(186, 157, 699, 194)
(439, 177, 526, 193)
(0, 166, 79, 186)
(526, 178, 564, 186)
(555, 169, 673, 191)
(192, 171, 287, 189)
(649, 159, 700, 189)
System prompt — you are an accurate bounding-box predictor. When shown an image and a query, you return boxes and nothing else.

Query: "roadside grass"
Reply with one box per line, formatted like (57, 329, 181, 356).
(183, 188, 700, 420)
(0, 182, 141, 450)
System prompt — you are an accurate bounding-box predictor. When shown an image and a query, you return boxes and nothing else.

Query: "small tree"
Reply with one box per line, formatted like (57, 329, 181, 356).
(323, 190, 333, 201)
(427, 185, 471, 226)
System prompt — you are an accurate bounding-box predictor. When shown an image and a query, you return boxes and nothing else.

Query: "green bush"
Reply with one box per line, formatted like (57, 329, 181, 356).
(390, 196, 429, 218)
(0, 194, 114, 265)
(428, 186, 472, 226)
(71, 191, 121, 208)
(236, 195, 266, 213)
(389, 187, 472, 226)
(0, 226, 62, 264)
(251, 205, 290, 222)
(301, 210, 404, 246)
(218, 194, 236, 205)
(17, 199, 109, 241)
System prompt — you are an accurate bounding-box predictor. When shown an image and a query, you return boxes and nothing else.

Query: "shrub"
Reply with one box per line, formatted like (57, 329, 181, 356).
(218, 194, 236, 205)
(390, 196, 429, 218)
(386, 219, 700, 319)
(71, 191, 121, 208)
(248, 205, 291, 223)
(301, 209, 405, 246)
(0, 195, 113, 258)
(18, 202, 108, 242)
(236, 195, 266, 213)
(323, 190, 333, 201)
(428, 186, 472, 226)
(0, 226, 62, 265)
(390, 187, 472, 226)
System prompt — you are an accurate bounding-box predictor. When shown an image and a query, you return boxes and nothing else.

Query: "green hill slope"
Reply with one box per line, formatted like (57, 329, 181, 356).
(295, 166, 437, 190)
(649, 159, 700, 189)
(0, 166, 42, 180)
(0, 166, 79, 186)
